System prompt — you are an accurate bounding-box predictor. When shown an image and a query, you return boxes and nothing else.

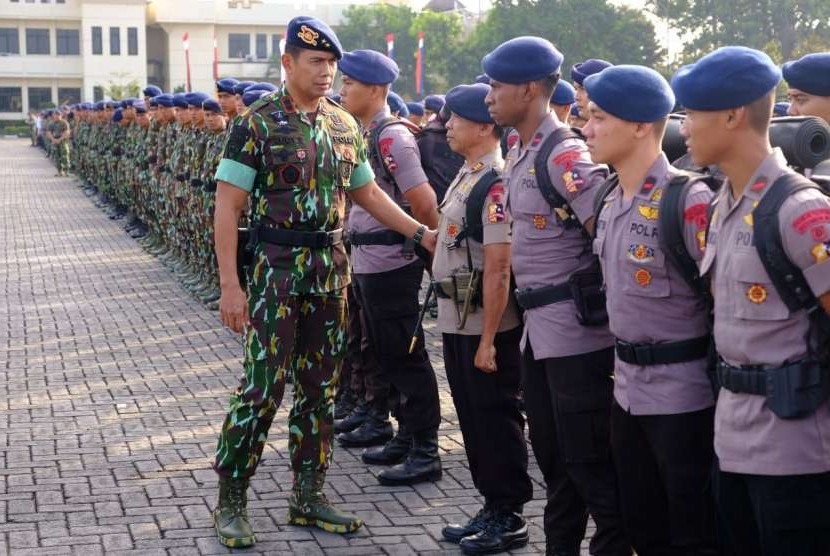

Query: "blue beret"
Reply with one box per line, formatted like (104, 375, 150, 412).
(339, 49, 399, 85)
(148, 97, 158, 107)
(122, 98, 136, 108)
(155, 94, 174, 108)
(286, 16, 342, 60)
(474, 74, 490, 84)
(249, 82, 277, 93)
(482, 36, 563, 84)
(423, 94, 445, 113)
(773, 102, 791, 117)
(232, 81, 256, 95)
(406, 101, 424, 116)
(172, 93, 189, 109)
(550, 80, 576, 105)
(143, 85, 162, 97)
(94, 101, 104, 111)
(185, 92, 211, 107)
(446, 83, 494, 124)
(570, 59, 613, 86)
(672, 46, 781, 111)
(783, 53, 830, 96)
(135, 102, 147, 114)
(112, 108, 123, 122)
(243, 89, 271, 107)
(216, 78, 239, 94)
(387, 91, 409, 116)
(584, 65, 675, 123)
(202, 99, 222, 113)
(104, 101, 117, 109)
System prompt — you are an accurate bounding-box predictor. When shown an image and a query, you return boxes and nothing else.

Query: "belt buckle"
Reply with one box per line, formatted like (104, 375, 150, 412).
(616, 340, 636, 363)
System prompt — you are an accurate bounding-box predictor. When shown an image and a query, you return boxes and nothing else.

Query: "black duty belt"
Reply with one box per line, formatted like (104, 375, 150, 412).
(346, 230, 406, 246)
(716, 359, 768, 395)
(615, 335, 710, 366)
(514, 283, 572, 310)
(257, 226, 343, 248)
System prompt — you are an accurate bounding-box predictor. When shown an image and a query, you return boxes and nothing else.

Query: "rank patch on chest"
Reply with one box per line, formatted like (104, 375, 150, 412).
(747, 283, 767, 304)
(627, 244, 655, 263)
(633, 268, 652, 287)
(533, 214, 546, 230)
(471, 161, 485, 172)
(637, 204, 659, 220)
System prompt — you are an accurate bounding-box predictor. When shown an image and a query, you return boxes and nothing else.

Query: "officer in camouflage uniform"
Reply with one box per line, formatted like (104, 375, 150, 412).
(47, 111, 71, 176)
(210, 16, 436, 547)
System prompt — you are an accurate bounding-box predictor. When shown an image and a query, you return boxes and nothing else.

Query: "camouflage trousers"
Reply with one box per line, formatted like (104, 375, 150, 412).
(55, 142, 70, 173)
(213, 291, 347, 479)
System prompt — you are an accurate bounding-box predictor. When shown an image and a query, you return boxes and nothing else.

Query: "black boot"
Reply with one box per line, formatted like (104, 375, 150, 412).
(336, 407, 393, 448)
(334, 390, 357, 421)
(334, 400, 368, 434)
(376, 429, 441, 486)
(459, 510, 528, 554)
(442, 506, 494, 544)
(361, 425, 412, 465)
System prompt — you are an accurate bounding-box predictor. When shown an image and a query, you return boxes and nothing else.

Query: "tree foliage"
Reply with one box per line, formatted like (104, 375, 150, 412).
(648, 0, 830, 63)
(335, 0, 665, 99)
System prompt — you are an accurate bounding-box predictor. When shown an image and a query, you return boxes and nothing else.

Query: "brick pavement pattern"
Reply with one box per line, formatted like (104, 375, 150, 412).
(0, 139, 596, 555)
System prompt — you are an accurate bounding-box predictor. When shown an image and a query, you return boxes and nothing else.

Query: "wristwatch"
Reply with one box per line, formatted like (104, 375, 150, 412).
(412, 225, 427, 245)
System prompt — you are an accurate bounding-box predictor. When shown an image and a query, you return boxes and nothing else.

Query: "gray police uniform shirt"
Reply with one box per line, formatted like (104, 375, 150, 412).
(700, 148, 830, 475)
(594, 153, 715, 415)
(348, 107, 429, 275)
(432, 150, 521, 336)
(504, 114, 614, 359)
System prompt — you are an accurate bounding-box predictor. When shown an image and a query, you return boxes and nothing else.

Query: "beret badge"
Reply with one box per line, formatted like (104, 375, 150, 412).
(298, 25, 319, 46)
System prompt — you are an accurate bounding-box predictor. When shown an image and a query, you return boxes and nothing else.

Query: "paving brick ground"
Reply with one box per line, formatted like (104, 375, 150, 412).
(0, 139, 596, 555)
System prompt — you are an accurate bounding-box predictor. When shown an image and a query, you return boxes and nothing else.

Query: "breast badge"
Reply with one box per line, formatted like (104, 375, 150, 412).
(634, 268, 652, 287)
(746, 283, 767, 304)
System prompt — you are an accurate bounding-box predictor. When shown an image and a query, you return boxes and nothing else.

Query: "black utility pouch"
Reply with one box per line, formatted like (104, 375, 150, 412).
(569, 268, 608, 326)
(765, 359, 830, 420)
(236, 226, 256, 287)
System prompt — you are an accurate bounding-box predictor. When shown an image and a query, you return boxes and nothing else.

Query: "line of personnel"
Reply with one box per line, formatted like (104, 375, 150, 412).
(41, 17, 830, 556)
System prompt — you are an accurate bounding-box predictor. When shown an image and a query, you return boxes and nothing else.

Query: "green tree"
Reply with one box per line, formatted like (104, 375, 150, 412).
(460, 0, 665, 80)
(648, 0, 830, 63)
(336, 0, 665, 98)
(103, 73, 141, 100)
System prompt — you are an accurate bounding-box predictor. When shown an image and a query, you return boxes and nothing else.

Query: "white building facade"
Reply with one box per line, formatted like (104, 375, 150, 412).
(0, 0, 409, 120)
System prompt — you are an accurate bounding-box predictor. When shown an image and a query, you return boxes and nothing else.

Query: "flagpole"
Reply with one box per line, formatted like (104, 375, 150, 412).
(212, 32, 219, 81)
(183, 32, 192, 92)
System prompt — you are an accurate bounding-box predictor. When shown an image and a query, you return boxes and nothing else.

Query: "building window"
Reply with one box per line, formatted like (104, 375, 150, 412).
(28, 87, 52, 110)
(25, 28, 50, 55)
(127, 27, 138, 56)
(91, 26, 102, 55)
(57, 87, 80, 105)
(255, 33, 266, 59)
(56, 29, 80, 55)
(93, 86, 103, 102)
(271, 34, 280, 58)
(0, 87, 22, 112)
(228, 33, 249, 59)
(109, 27, 120, 55)
(0, 28, 19, 54)
(57, 0, 65, 3)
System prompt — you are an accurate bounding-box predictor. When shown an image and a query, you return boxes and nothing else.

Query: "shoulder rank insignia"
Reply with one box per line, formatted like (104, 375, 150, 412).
(471, 161, 485, 172)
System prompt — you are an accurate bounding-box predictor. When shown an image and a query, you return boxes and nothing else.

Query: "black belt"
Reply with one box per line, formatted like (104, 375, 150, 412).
(346, 230, 406, 246)
(257, 226, 343, 248)
(514, 283, 572, 310)
(615, 335, 710, 366)
(716, 359, 768, 395)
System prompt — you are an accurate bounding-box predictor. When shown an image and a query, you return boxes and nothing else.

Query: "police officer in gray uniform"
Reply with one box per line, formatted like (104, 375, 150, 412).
(338, 49, 443, 486)
(584, 65, 718, 555)
(483, 37, 630, 556)
(674, 46, 830, 556)
(432, 83, 533, 554)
